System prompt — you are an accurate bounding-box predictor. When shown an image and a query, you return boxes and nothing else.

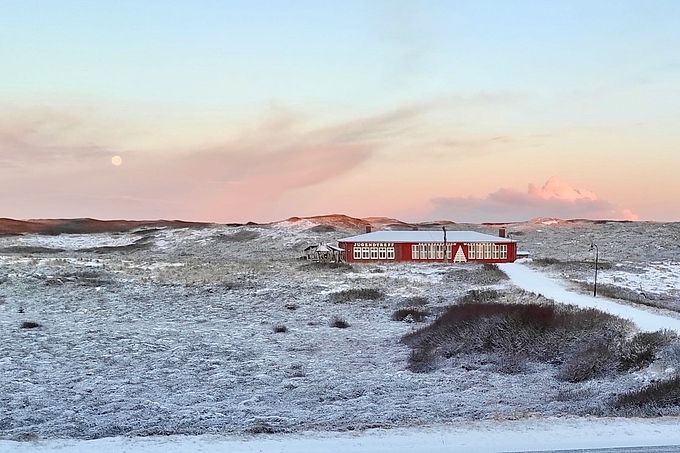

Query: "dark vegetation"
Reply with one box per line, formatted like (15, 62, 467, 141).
(273, 325, 288, 333)
(216, 230, 260, 242)
(329, 288, 385, 303)
(307, 224, 337, 233)
(533, 257, 613, 270)
(0, 218, 207, 236)
(299, 261, 354, 272)
(481, 263, 508, 280)
(20, 321, 41, 329)
(329, 316, 350, 328)
(401, 291, 671, 382)
(392, 307, 429, 322)
(399, 296, 428, 307)
(0, 246, 66, 254)
(611, 375, 680, 414)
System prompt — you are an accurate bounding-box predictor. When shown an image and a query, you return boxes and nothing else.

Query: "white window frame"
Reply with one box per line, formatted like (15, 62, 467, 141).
(387, 247, 395, 259)
(420, 244, 427, 260)
(362, 247, 370, 259)
(436, 244, 444, 259)
(484, 243, 492, 259)
(411, 244, 419, 259)
(353, 247, 361, 260)
(446, 244, 452, 259)
(492, 244, 499, 259)
(370, 247, 379, 259)
(500, 244, 507, 259)
(378, 247, 387, 259)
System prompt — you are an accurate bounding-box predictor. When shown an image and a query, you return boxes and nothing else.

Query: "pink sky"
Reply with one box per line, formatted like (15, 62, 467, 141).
(2, 3, 679, 223)
(1, 102, 673, 223)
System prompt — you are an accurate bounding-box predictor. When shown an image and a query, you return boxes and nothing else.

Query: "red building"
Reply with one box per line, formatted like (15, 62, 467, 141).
(338, 230, 516, 264)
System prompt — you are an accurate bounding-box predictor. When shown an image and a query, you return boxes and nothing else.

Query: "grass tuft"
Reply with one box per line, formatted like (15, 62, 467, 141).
(329, 316, 350, 328)
(329, 288, 385, 303)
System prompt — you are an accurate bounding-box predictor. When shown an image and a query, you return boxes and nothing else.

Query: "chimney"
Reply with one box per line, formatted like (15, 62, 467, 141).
(499, 228, 506, 238)
(365, 225, 372, 233)
(412, 226, 419, 231)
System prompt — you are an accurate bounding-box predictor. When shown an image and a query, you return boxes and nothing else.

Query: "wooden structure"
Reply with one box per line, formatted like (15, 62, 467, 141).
(303, 243, 346, 263)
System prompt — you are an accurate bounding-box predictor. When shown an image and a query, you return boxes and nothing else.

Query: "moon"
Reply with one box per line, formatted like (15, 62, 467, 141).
(111, 156, 122, 166)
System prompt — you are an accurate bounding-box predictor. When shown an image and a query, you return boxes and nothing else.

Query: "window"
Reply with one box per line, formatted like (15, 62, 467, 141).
(500, 245, 507, 259)
(476, 243, 484, 259)
(446, 244, 452, 259)
(420, 244, 427, 260)
(484, 243, 492, 259)
(353, 247, 361, 260)
(428, 244, 436, 259)
(387, 247, 395, 259)
(492, 244, 499, 259)
(436, 244, 444, 259)
(467, 243, 475, 259)
(362, 247, 370, 259)
(411, 244, 419, 259)
(379, 247, 387, 259)
(370, 247, 379, 259)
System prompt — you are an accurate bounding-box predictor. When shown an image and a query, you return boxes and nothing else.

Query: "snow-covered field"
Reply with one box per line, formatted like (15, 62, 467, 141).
(1, 218, 679, 450)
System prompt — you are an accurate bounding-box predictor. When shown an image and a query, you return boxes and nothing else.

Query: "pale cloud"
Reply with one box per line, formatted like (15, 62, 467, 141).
(429, 177, 639, 222)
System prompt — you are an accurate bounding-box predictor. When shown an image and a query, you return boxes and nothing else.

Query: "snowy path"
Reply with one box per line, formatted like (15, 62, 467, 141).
(3, 417, 680, 453)
(500, 262, 680, 334)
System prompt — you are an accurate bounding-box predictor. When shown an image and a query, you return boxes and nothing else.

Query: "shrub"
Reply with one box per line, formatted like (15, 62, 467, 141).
(611, 375, 680, 412)
(21, 321, 41, 329)
(458, 289, 501, 305)
(557, 340, 615, 382)
(617, 331, 673, 371)
(273, 325, 287, 333)
(481, 263, 508, 280)
(299, 262, 353, 272)
(329, 316, 350, 328)
(392, 308, 429, 322)
(216, 230, 260, 242)
(329, 288, 385, 303)
(402, 300, 632, 376)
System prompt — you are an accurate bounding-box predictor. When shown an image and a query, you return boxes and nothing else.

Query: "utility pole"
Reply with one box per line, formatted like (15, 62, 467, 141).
(589, 243, 599, 297)
(443, 226, 447, 263)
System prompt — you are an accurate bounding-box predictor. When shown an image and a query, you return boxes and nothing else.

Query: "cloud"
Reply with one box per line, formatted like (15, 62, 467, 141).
(429, 176, 639, 222)
(0, 104, 413, 221)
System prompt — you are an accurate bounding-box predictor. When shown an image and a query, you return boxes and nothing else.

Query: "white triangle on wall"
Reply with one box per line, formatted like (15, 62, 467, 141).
(453, 246, 467, 263)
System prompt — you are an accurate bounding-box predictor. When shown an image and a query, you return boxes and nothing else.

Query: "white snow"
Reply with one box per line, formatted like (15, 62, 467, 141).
(500, 262, 680, 333)
(3, 417, 680, 452)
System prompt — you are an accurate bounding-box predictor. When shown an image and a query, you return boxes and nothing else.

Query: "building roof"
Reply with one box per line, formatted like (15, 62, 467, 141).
(337, 230, 514, 244)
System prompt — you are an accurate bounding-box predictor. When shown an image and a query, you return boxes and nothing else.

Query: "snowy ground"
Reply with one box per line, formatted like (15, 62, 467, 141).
(4, 417, 680, 453)
(1, 218, 679, 449)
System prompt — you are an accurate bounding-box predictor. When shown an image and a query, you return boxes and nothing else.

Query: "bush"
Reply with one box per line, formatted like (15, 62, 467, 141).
(557, 340, 615, 382)
(481, 263, 508, 280)
(329, 316, 350, 328)
(299, 262, 353, 272)
(216, 230, 260, 242)
(21, 321, 41, 329)
(273, 325, 287, 333)
(612, 375, 680, 412)
(458, 289, 501, 305)
(402, 300, 633, 376)
(617, 331, 673, 371)
(329, 288, 384, 303)
(392, 308, 429, 322)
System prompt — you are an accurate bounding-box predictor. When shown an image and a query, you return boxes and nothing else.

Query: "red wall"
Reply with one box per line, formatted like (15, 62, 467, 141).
(339, 241, 516, 264)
